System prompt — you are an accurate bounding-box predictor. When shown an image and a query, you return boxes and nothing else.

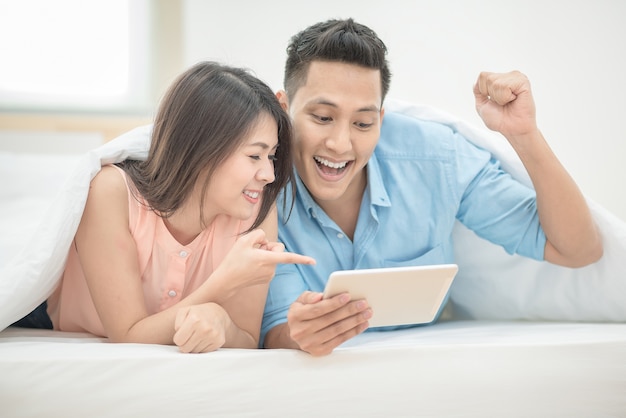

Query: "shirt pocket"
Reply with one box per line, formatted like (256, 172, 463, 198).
(383, 244, 446, 267)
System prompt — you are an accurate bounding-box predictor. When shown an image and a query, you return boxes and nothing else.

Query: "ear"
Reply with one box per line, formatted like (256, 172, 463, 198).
(276, 90, 289, 112)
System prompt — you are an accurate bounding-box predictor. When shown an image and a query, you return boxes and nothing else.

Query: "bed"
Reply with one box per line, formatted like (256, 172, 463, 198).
(2, 321, 626, 417)
(1, 101, 625, 417)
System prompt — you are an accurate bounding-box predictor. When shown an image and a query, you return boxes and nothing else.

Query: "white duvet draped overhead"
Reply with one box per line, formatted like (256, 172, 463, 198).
(1, 100, 625, 331)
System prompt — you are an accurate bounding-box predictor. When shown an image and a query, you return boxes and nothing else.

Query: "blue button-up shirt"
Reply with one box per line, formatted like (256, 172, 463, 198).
(262, 111, 546, 343)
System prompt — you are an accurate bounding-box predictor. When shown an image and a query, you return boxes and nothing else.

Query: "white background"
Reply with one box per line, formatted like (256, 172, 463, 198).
(181, 0, 626, 221)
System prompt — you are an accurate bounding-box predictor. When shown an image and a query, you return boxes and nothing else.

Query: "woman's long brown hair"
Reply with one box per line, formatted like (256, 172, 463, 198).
(119, 61, 293, 232)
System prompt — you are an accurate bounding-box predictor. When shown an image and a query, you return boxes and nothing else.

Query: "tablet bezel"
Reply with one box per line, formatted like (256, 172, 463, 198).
(322, 264, 458, 328)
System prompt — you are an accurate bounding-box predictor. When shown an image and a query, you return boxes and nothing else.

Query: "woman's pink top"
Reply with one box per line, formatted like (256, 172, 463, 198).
(47, 165, 256, 336)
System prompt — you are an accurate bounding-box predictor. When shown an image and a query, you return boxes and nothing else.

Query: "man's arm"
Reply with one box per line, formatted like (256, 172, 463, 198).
(474, 71, 603, 267)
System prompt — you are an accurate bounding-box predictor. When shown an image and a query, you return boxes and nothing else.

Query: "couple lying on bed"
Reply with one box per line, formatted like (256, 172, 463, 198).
(14, 18, 602, 356)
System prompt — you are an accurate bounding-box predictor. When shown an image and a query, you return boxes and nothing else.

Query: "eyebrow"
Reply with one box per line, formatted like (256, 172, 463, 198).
(248, 142, 278, 150)
(310, 98, 380, 113)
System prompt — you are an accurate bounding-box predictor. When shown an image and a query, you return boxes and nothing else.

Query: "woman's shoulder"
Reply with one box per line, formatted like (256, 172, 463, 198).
(78, 165, 134, 244)
(88, 165, 129, 201)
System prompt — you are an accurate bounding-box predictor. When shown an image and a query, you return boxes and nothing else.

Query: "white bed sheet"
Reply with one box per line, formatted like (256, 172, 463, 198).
(2, 320, 625, 418)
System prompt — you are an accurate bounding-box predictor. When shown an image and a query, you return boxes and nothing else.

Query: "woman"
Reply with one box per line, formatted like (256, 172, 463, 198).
(14, 61, 314, 352)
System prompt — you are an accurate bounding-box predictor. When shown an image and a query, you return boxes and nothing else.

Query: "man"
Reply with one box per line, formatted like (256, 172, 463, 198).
(261, 18, 602, 356)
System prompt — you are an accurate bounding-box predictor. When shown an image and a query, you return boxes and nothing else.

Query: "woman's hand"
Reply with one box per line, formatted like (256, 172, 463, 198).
(173, 303, 230, 353)
(209, 228, 315, 301)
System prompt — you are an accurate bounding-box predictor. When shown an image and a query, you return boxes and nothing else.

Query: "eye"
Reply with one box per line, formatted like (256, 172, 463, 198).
(250, 154, 277, 161)
(355, 121, 374, 130)
(312, 114, 332, 123)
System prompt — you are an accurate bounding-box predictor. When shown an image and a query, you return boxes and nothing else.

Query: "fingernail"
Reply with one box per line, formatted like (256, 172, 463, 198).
(340, 294, 350, 303)
(363, 309, 372, 319)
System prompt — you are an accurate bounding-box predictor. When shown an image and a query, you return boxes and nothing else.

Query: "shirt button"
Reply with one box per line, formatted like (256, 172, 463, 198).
(168, 290, 177, 298)
(179, 250, 188, 257)
(337, 233, 344, 239)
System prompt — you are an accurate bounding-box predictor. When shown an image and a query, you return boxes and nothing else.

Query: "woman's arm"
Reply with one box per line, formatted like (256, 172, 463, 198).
(76, 166, 183, 345)
(196, 205, 314, 349)
(218, 207, 280, 348)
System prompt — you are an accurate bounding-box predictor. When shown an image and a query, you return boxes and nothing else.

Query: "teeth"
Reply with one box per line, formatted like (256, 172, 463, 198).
(314, 156, 347, 169)
(244, 190, 259, 199)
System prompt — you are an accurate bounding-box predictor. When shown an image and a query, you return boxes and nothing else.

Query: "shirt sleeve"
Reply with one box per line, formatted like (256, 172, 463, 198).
(260, 261, 308, 347)
(454, 136, 546, 260)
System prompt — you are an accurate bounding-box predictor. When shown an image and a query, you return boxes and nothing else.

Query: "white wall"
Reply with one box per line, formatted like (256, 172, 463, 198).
(0, 131, 103, 154)
(182, 0, 626, 221)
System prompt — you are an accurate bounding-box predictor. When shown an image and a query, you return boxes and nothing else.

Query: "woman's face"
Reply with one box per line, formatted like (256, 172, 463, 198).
(202, 113, 278, 222)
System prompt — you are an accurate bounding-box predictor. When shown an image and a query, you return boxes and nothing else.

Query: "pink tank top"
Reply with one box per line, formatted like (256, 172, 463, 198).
(47, 165, 256, 336)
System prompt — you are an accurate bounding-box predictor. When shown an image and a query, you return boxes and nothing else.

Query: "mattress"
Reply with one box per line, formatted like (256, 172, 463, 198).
(2, 320, 625, 417)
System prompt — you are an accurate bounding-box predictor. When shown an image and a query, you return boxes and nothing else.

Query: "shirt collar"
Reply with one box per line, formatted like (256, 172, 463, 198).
(366, 152, 391, 208)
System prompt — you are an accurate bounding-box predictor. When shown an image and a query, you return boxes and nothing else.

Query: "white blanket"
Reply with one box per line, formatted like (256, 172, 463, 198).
(1, 100, 625, 330)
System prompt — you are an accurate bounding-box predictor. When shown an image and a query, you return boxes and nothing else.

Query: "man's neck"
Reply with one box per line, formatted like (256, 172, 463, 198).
(316, 170, 367, 241)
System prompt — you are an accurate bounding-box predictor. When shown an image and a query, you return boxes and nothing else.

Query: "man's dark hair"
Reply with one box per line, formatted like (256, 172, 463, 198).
(284, 18, 391, 102)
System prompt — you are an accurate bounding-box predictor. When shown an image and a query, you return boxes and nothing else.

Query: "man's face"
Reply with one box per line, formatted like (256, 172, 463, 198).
(280, 61, 384, 208)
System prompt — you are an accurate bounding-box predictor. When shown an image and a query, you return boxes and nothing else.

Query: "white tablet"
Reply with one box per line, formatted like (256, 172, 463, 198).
(322, 264, 458, 328)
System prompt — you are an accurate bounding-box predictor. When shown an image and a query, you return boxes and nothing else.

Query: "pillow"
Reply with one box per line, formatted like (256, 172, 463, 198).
(450, 202, 626, 321)
(384, 99, 626, 322)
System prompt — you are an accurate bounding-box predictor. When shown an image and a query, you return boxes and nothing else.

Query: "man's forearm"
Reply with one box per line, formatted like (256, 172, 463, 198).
(509, 129, 602, 266)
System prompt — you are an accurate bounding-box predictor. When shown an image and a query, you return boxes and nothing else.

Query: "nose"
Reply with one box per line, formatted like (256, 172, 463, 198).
(325, 122, 352, 154)
(257, 158, 275, 184)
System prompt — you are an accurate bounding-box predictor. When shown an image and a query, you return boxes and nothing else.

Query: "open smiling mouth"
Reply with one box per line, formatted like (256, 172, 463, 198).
(314, 156, 351, 176)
